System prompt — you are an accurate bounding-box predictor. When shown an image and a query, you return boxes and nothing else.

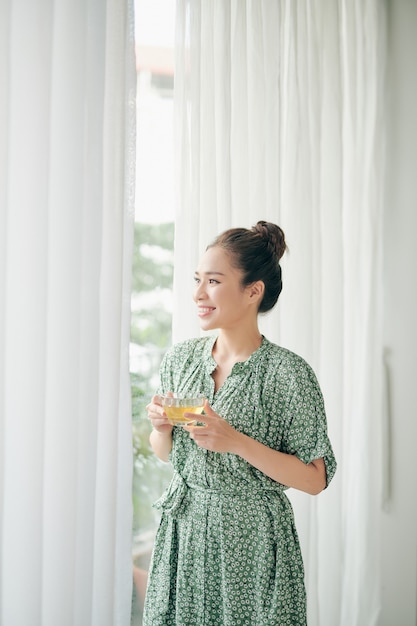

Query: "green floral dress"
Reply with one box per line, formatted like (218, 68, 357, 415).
(143, 336, 336, 626)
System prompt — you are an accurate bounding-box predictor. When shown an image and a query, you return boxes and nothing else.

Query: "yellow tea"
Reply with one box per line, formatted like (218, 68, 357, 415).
(164, 404, 204, 425)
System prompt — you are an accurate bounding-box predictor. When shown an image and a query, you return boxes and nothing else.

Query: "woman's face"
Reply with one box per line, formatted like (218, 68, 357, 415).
(193, 246, 257, 331)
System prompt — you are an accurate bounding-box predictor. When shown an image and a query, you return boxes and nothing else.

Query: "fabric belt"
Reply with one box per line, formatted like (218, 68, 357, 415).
(153, 471, 288, 520)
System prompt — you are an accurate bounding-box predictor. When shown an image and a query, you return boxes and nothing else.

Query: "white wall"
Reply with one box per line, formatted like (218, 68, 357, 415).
(381, 1, 417, 624)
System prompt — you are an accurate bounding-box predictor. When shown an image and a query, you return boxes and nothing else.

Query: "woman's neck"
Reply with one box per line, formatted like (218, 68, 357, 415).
(214, 328, 263, 362)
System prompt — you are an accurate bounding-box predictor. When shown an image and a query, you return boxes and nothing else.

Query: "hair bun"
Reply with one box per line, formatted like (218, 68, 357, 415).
(252, 221, 287, 261)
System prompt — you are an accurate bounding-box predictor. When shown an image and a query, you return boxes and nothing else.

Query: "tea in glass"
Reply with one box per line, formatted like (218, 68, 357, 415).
(161, 393, 205, 426)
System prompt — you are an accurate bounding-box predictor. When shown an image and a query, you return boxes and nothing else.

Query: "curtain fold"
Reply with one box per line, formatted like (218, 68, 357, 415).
(0, 1, 136, 625)
(173, 1, 386, 624)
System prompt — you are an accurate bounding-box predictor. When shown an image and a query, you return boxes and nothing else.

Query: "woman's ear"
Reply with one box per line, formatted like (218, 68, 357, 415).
(248, 280, 265, 303)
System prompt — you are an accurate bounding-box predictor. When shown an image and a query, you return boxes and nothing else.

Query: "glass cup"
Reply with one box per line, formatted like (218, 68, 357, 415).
(161, 393, 205, 426)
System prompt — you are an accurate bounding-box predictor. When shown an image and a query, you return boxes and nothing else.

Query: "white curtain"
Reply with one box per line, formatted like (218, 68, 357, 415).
(0, 1, 136, 625)
(173, 1, 386, 625)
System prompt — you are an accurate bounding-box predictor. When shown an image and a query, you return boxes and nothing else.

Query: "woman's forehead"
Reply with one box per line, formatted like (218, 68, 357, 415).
(196, 246, 232, 273)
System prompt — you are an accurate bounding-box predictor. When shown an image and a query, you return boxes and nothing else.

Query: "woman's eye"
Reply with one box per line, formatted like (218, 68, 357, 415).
(193, 277, 219, 285)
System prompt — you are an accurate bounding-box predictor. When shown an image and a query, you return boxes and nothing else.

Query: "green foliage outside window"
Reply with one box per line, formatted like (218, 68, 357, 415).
(130, 222, 174, 537)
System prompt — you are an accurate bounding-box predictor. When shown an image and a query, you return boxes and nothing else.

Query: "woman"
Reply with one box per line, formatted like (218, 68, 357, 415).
(143, 221, 336, 626)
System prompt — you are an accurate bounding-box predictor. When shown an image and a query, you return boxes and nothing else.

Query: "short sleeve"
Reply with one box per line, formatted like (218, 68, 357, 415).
(282, 363, 337, 487)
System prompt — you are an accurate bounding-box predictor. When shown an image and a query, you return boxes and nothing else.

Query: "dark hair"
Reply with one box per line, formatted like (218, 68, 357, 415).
(208, 220, 287, 313)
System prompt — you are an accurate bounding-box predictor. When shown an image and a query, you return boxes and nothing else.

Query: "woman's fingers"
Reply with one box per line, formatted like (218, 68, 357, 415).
(146, 395, 173, 433)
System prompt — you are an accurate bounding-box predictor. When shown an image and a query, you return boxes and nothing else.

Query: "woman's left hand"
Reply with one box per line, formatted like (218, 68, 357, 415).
(184, 400, 241, 454)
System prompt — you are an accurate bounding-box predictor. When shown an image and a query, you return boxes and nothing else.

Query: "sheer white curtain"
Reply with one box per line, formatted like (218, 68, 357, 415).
(173, 1, 386, 625)
(0, 1, 135, 625)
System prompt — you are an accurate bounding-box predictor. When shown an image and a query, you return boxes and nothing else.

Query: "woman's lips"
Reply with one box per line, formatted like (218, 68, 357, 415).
(197, 306, 215, 317)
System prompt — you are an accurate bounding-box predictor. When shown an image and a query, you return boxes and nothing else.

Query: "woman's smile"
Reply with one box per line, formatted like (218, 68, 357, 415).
(197, 306, 216, 317)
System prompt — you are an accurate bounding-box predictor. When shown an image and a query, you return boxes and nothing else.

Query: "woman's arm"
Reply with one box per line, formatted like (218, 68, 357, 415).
(147, 395, 173, 462)
(186, 401, 327, 495)
(233, 434, 326, 495)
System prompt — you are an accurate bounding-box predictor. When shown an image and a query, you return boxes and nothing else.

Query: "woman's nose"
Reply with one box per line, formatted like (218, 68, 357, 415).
(193, 281, 205, 301)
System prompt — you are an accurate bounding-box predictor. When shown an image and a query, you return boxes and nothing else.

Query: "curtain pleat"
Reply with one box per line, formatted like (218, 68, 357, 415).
(0, 1, 136, 625)
(173, 2, 386, 624)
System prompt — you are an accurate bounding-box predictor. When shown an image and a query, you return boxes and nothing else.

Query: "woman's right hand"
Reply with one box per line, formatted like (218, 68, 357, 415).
(146, 394, 173, 435)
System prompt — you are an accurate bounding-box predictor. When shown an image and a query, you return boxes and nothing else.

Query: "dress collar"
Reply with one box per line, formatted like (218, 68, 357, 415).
(203, 334, 269, 372)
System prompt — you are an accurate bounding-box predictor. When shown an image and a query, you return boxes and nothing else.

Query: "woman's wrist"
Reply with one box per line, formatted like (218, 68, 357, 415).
(152, 426, 173, 437)
(229, 429, 249, 457)
(150, 428, 173, 462)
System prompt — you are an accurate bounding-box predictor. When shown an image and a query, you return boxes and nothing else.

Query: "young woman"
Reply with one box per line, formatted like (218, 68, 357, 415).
(143, 221, 336, 626)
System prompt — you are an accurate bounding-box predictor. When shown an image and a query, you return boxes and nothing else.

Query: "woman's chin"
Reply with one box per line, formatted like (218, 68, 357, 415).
(198, 319, 216, 332)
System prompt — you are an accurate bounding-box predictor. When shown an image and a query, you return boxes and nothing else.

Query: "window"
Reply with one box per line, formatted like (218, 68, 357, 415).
(131, 1, 176, 623)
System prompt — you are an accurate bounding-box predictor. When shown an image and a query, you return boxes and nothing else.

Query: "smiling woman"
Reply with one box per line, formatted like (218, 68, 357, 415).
(143, 222, 336, 625)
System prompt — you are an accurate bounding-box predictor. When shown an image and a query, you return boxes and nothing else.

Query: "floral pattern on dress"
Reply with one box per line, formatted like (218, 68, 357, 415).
(143, 336, 336, 626)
